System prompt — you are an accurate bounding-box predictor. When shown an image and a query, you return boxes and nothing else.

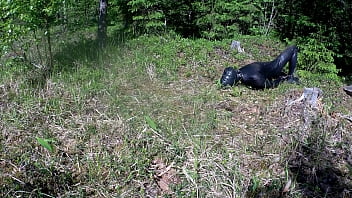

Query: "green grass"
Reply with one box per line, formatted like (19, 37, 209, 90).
(1, 32, 352, 197)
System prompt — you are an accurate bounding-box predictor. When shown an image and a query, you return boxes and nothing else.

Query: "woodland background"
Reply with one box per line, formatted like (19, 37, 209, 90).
(1, 0, 352, 78)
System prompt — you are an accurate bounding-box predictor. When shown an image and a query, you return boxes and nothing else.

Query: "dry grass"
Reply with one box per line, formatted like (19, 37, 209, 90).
(1, 35, 352, 197)
(1, 77, 125, 197)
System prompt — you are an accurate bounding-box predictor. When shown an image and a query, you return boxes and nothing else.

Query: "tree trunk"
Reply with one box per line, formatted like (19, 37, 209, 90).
(98, 0, 108, 48)
(45, 22, 53, 78)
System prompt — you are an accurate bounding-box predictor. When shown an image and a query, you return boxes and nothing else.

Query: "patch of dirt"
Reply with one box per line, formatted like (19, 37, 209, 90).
(146, 158, 181, 197)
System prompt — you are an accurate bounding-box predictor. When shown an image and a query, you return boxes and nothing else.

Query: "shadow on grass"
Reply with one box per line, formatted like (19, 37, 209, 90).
(23, 37, 101, 88)
(21, 32, 102, 88)
(53, 38, 101, 72)
(245, 118, 352, 198)
(2, 161, 75, 197)
(53, 27, 132, 73)
(22, 28, 130, 88)
(246, 180, 284, 198)
(288, 126, 352, 198)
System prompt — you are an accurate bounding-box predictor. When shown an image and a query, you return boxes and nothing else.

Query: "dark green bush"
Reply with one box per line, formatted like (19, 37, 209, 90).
(296, 35, 341, 82)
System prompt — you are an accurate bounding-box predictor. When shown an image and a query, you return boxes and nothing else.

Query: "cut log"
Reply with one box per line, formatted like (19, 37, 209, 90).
(287, 87, 322, 108)
(230, 41, 245, 53)
(343, 85, 352, 96)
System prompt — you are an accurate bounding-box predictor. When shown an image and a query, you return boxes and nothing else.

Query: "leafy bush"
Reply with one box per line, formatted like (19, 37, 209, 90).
(296, 36, 341, 82)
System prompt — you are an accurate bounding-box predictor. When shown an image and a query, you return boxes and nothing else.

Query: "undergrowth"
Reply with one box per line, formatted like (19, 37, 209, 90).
(1, 33, 351, 197)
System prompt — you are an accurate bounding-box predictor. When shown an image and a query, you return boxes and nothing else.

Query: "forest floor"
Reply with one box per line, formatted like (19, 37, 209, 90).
(1, 33, 352, 197)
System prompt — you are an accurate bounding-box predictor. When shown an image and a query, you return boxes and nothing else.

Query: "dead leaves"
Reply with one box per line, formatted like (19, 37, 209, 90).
(149, 158, 181, 195)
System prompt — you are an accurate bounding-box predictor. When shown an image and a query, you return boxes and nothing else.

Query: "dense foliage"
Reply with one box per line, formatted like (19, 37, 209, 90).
(275, 0, 352, 75)
(1, 0, 352, 77)
(296, 35, 340, 82)
(0, 0, 97, 74)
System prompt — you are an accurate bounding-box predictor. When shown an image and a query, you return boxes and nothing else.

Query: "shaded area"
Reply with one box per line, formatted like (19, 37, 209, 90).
(246, 179, 284, 198)
(53, 37, 100, 72)
(1, 161, 75, 197)
(53, 28, 128, 73)
(52, 26, 134, 72)
(284, 91, 352, 198)
(285, 88, 352, 198)
(288, 123, 352, 197)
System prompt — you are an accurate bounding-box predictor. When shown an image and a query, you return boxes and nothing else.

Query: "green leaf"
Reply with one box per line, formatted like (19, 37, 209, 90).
(145, 116, 158, 131)
(36, 137, 54, 152)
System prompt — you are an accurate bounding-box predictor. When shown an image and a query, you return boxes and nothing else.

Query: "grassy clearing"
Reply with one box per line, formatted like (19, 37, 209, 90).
(1, 33, 352, 197)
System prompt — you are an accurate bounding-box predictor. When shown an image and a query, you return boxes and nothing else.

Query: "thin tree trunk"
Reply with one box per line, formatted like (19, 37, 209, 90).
(45, 23, 53, 77)
(63, 0, 68, 31)
(265, 0, 276, 36)
(34, 29, 43, 66)
(98, 0, 108, 48)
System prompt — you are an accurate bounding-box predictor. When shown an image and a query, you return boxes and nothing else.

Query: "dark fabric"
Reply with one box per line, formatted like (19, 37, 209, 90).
(220, 45, 299, 89)
(220, 67, 239, 86)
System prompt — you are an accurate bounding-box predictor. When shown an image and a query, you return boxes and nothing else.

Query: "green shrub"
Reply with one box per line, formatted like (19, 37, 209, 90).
(296, 36, 341, 82)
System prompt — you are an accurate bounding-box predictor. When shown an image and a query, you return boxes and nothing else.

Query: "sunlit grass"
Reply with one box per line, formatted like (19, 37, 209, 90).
(1, 33, 351, 197)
